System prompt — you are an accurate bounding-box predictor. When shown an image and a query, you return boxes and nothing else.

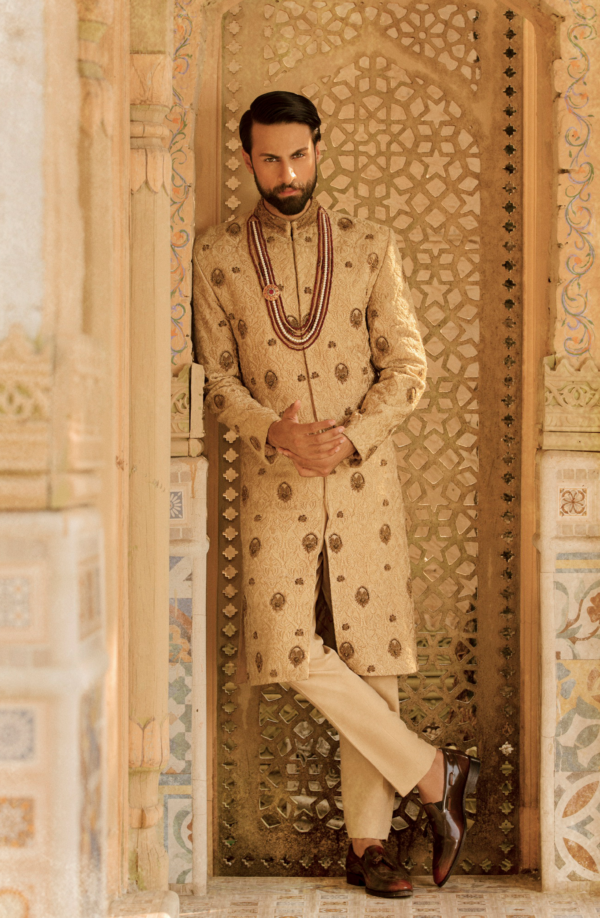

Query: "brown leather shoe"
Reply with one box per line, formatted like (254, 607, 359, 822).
(346, 844, 413, 898)
(423, 748, 480, 887)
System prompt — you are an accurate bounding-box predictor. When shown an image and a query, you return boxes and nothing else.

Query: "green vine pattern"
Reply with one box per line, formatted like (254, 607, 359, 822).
(562, 0, 597, 356)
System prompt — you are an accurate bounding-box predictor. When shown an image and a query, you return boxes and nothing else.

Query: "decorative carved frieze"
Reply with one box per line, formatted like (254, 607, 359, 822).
(0, 326, 52, 474)
(171, 363, 204, 457)
(543, 354, 600, 450)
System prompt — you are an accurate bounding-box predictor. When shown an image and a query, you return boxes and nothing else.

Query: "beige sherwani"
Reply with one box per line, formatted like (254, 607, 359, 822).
(192, 198, 427, 687)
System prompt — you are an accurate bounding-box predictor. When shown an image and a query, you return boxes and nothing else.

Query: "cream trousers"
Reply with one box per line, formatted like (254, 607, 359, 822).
(289, 551, 436, 840)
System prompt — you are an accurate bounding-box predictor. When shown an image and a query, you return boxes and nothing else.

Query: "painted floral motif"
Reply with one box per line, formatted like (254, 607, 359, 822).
(555, 660, 600, 880)
(555, 569, 600, 659)
(559, 486, 588, 516)
(560, 0, 597, 357)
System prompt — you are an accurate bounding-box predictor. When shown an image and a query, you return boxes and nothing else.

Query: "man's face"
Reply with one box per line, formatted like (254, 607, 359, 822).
(242, 121, 320, 218)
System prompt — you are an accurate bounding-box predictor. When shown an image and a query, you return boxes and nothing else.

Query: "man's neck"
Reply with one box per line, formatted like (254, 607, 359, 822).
(262, 197, 312, 221)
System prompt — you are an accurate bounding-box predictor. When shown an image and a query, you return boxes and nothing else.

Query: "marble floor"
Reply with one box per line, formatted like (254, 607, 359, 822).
(176, 877, 600, 918)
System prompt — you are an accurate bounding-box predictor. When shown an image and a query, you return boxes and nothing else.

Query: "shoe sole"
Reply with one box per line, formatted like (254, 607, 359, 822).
(346, 874, 413, 898)
(436, 756, 481, 889)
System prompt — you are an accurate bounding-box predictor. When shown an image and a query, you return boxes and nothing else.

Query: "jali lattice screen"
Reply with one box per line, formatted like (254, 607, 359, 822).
(207, 0, 523, 876)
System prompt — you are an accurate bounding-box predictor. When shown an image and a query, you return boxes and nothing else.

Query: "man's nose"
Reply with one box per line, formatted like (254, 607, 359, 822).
(279, 160, 297, 185)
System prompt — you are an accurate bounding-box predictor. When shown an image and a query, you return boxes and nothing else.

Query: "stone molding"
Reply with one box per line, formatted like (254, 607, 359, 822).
(109, 890, 180, 918)
(171, 362, 204, 457)
(543, 354, 600, 451)
(81, 76, 113, 138)
(59, 334, 107, 473)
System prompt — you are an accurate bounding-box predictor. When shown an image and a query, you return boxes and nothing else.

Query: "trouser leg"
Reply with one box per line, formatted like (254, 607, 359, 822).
(339, 674, 401, 839)
(290, 627, 435, 797)
(289, 552, 436, 838)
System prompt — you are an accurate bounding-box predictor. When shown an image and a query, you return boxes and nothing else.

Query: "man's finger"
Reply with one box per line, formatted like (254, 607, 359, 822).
(282, 399, 302, 421)
(293, 418, 340, 436)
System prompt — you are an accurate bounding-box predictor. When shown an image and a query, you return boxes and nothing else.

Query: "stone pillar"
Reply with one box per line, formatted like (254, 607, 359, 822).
(128, 12, 173, 891)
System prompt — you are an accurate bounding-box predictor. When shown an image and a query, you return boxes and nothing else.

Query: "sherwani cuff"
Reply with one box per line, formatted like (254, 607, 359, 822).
(241, 407, 283, 466)
(343, 413, 392, 464)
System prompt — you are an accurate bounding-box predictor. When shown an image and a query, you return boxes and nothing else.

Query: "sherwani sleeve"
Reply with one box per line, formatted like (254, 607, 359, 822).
(192, 253, 281, 462)
(343, 229, 427, 462)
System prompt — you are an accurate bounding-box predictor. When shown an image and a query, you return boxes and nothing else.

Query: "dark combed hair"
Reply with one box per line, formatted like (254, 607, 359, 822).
(239, 91, 321, 155)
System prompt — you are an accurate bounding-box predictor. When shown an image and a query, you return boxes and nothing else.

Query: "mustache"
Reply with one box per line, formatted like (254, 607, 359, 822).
(272, 183, 303, 194)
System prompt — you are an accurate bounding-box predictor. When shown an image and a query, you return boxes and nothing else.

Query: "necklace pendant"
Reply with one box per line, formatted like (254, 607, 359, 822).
(263, 282, 280, 301)
(248, 207, 333, 350)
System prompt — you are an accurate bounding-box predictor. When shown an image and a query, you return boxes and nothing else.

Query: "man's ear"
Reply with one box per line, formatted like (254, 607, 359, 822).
(242, 150, 254, 175)
(315, 141, 322, 164)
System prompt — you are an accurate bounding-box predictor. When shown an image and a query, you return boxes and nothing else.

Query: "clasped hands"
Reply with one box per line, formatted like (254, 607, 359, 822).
(267, 400, 356, 478)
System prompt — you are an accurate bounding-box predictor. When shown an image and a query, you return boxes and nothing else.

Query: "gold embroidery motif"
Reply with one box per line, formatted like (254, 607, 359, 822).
(335, 363, 349, 384)
(289, 646, 305, 667)
(329, 533, 343, 553)
(302, 533, 319, 553)
(351, 472, 365, 491)
(270, 593, 286, 611)
(277, 482, 292, 502)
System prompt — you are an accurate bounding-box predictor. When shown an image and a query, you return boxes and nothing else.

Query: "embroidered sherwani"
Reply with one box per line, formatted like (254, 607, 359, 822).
(192, 199, 427, 687)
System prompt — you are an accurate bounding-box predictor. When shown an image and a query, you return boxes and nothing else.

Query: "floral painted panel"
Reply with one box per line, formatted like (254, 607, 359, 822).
(163, 554, 194, 884)
(555, 660, 600, 881)
(555, 554, 600, 660)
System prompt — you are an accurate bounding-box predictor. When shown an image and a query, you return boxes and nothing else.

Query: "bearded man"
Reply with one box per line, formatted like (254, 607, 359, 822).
(192, 91, 479, 896)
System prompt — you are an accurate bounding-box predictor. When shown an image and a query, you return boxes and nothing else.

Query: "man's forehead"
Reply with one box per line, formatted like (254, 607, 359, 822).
(250, 120, 314, 155)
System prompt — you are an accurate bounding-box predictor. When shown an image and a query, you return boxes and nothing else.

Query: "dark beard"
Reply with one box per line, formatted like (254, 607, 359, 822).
(253, 166, 318, 216)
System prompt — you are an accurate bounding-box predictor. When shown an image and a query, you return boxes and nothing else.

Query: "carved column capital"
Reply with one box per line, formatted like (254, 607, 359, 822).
(543, 354, 600, 450)
(130, 53, 172, 194)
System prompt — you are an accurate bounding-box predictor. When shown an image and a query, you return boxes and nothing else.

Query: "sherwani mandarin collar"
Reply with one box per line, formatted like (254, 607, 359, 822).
(254, 196, 320, 236)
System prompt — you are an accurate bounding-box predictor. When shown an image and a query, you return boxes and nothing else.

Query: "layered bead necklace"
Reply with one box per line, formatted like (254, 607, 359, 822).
(247, 205, 333, 351)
